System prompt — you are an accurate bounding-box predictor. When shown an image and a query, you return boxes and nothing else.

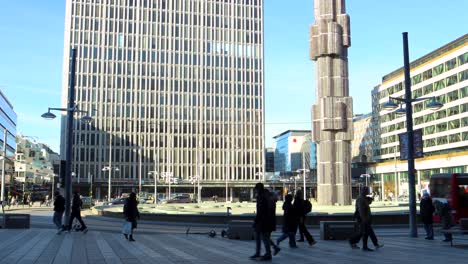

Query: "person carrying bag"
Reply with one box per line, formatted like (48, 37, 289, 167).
(123, 192, 140, 241)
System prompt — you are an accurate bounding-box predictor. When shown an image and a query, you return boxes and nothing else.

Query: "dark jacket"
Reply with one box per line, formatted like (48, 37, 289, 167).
(266, 190, 277, 232)
(293, 197, 307, 218)
(123, 198, 140, 222)
(253, 190, 271, 233)
(282, 201, 299, 233)
(356, 195, 371, 223)
(419, 197, 435, 224)
(71, 195, 83, 213)
(53, 195, 65, 213)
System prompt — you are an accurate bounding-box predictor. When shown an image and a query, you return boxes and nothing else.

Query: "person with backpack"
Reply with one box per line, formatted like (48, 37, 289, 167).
(276, 194, 299, 248)
(67, 192, 88, 233)
(293, 190, 316, 246)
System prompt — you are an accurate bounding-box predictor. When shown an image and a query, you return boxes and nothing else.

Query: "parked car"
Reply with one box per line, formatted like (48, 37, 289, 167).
(81, 196, 94, 209)
(108, 198, 126, 205)
(162, 195, 193, 204)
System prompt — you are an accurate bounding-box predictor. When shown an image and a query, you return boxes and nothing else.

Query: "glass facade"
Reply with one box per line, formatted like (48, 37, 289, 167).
(0, 90, 17, 157)
(62, 0, 265, 189)
(273, 130, 316, 176)
(376, 35, 468, 160)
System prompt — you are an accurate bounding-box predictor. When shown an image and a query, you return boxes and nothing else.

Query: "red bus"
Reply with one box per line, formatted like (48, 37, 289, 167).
(429, 173, 468, 223)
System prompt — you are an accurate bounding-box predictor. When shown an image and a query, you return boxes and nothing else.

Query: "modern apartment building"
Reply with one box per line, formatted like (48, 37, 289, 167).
(61, 0, 264, 199)
(369, 34, 468, 200)
(0, 90, 17, 189)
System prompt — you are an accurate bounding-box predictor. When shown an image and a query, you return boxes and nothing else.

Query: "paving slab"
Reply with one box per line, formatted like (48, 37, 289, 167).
(0, 228, 465, 263)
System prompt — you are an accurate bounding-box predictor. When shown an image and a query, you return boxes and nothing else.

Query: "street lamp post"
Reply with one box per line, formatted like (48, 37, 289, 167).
(360, 174, 371, 187)
(382, 32, 444, 238)
(102, 166, 119, 202)
(148, 171, 158, 205)
(41, 48, 93, 227)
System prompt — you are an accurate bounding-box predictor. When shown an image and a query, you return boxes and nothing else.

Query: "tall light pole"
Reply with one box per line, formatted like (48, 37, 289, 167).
(360, 174, 371, 187)
(41, 48, 93, 226)
(382, 32, 444, 238)
(148, 171, 158, 205)
(102, 166, 119, 202)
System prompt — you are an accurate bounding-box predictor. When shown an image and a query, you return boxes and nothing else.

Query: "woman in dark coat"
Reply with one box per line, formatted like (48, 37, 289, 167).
(276, 194, 299, 248)
(123, 192, 140, 241)
(419, 190, 435, 240)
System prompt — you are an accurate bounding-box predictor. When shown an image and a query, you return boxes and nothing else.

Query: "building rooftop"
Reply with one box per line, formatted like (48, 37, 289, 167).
(382, 34, 467, 83)
(273, 129, 311, 139)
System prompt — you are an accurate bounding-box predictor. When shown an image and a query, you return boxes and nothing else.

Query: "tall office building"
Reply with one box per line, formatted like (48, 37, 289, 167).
(61, 0, 264, 199)
(0, 90, 16, 191)
(369, 34, 468, 199)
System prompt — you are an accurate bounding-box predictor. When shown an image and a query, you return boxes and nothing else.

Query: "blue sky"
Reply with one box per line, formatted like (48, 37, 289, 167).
(0, 0, 467, 152)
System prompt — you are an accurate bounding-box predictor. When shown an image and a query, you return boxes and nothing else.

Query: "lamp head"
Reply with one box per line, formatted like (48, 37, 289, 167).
(382, 100, 398, 111)
(427, 99, 443, 111)
(41, 111, 56, 120)
(394, 105, 406, 116)
(80, 115, 93, 124)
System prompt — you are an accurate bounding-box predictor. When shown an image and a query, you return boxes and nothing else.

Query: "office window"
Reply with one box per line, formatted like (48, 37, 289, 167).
(458, 52, 468, 65)
(436, 109, 447, 119)
(446, 74, 458, 87)
(458, 70, 468, 82)
(448, 119, 460, 129)
(437, 136, 448, 145)
(436, 122, 447, 133)
(445, 58, 457, 71)
(449, 133, 461, 143)
(433, 63, 444, 76)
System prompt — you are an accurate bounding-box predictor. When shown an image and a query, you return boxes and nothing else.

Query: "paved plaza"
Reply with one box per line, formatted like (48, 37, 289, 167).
(0, 227, 466, 264)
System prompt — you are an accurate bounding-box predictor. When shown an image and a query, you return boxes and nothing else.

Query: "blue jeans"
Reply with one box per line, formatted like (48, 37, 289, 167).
(423, 223, 434, 238)
(53, 211, 63, 229)
(255, 231, 271, 256)
(277, 232, 297, 247)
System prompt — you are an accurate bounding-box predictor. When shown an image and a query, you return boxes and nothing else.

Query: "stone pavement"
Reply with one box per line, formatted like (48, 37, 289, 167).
(0, 228, 466, 264)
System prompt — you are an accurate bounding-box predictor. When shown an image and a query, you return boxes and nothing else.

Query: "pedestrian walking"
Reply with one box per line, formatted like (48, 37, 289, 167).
(434, 200, 453, 242)
(53, 191, 65, 234)
(67, 192, 88, 233)
(419, 189, 435, 240)
(276, 194, 299, 248)
(265, 189, 281, 256)
(123, 192, 140, 241)
(349, 186, 383, 251)
(294, 190, 316, 246)
(250, 183, 273, 261)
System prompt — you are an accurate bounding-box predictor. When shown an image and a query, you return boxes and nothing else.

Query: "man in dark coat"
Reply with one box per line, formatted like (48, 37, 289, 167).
(123, 192, 140, 241)
(53, 191, 65, 234)
(67, 192, 88, 233)
(294, 190, 316, 246)
(349, 186, 382, 251)
(250, 183, 273, 261)
(419, 189, 435, 240)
